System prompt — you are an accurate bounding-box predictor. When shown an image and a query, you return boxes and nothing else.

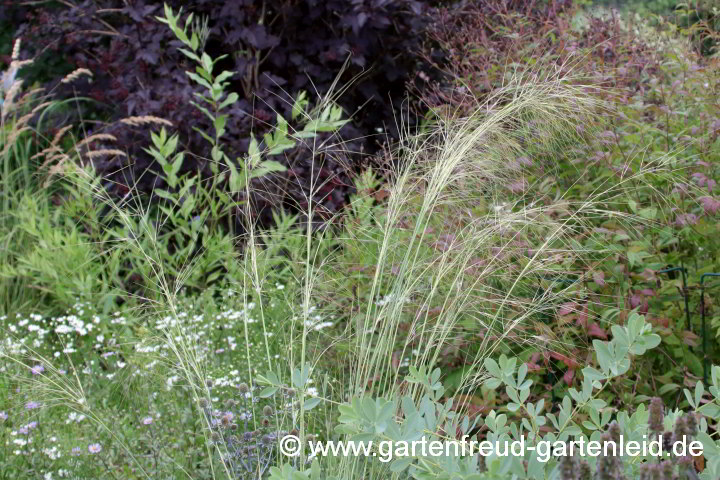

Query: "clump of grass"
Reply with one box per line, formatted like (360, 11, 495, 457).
(0, 38, 681, 480)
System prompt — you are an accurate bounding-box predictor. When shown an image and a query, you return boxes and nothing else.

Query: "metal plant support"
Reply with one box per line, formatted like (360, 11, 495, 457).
(700, 273, 720, 384)
(656, 266, 692, 332)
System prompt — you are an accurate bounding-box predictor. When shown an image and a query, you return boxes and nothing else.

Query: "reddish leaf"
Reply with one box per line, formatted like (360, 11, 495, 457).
(525, 362, 543, 373)
(550, 351, 579, 369)
(576, 303, 589, 328)
(373, 189, 390, 201)
(588, 323, 608, 339)
(593, 271, 605, 286)
(563, 368, 575, 386)
(683, 331, 700, 347)
(557, 302, 577, 316)
(649, 316, 670, 328)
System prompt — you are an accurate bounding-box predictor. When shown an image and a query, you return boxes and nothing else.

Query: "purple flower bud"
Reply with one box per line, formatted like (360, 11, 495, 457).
(699, 196, 720, 215)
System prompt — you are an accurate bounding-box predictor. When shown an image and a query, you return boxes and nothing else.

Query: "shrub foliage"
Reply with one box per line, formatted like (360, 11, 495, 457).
(3, 0, 434, 221)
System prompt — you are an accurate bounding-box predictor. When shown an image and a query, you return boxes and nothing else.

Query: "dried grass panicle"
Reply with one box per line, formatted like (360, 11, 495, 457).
(11, 38, 21, 61)
(84, 149, 127, 159)
(16, 111, 37, 128)
(22, 86, 43, 97)
(60, 68, 93, 84)
(120, 116, 173, 127)
(47, 161, 68, 176)
(50, 125, 75, 146)
(76, 134, 117, 148)
(1, 126, 30, 154)
(42, 153, 72, 170)
(44, 157, 74, 186)
(32, 145, 63, 161)
(30, 101, 53, 115)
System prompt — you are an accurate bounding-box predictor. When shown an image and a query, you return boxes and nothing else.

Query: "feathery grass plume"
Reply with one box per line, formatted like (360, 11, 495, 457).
(227, 66, 677, 476)
(321, 71, 610, 401)
(40, 163, 221, 477)
(120, 116, 173, 127)
(60, 68, 93, 84)
(51, 124, 75, 146)
(84, 149, 127, 159)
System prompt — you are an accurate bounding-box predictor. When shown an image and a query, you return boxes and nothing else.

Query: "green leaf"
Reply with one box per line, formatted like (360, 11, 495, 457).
(638, 207, 658, 219)
(259, 386, 279, 398)
(228, 162, 246, 193)
(683, 388, 695, 408)
(390, 457, 413, 473)
(658, 383, 679, 395)
(154, 189, 178, 205)
(257, 371, 280, 385)
(214, 115, 227, 137)
(582, 421, 597, 430)
(186, 71, 213, 90)
(484, 358, 502, 378)
(593, 340, 612, 374)
(248, 160, 287, 180)
(219, 92, 239, 111)
(695, 381, 705, 409)
(215, 70, 234, 85)
(248, 135, 261, 167)
(304, 397, 322, 411)
(178, 47, 200, 62)
(292, 91, 309, 121)
(201, 52, 214, 75)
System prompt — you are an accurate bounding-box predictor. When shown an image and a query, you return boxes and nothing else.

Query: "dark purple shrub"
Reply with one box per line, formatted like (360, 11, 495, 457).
(6, 0, 435, 223)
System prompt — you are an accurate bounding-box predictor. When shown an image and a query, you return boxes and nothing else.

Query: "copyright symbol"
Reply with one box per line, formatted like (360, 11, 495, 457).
(280, 434, 301, 457)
